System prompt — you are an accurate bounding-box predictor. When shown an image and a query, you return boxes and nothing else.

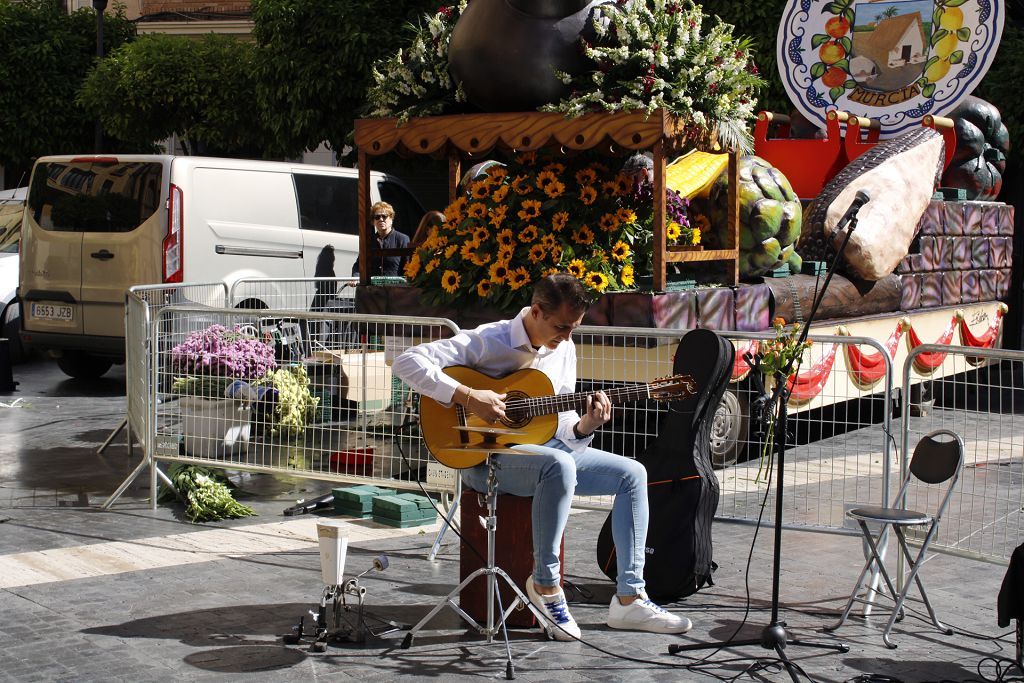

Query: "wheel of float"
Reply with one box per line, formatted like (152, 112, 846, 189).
(710, 388, 750, 468)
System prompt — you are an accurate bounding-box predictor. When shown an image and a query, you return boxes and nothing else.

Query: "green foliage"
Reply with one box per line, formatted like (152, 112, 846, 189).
(164, 464, 256, 523)
(251, 0, 437, 157)
(698, 0, 791, 115)
(0, 0, 134, 168)
(78, 33, 266, 155)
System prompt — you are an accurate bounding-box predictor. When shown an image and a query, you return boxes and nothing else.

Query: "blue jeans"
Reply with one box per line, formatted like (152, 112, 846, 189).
(461, 438, 648, 597)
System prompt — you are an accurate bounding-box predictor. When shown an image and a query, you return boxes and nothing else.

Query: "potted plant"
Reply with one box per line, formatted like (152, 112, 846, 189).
(170, 324, 278, 457)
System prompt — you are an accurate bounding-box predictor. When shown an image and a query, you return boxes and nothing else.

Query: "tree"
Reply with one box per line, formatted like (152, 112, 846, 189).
(0, 0, 134, 172)
(251, 0, 438, 158)
(78, 33, 266, 156)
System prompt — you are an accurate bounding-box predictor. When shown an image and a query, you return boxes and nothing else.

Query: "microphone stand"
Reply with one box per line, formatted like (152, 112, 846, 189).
(668, 201, 868, 680)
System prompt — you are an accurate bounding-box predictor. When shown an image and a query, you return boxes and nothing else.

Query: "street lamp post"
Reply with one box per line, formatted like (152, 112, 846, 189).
(93, 0, 108, 152)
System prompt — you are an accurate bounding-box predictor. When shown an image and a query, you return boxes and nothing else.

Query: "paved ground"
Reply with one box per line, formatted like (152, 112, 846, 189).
(1, 358, 1021, 683)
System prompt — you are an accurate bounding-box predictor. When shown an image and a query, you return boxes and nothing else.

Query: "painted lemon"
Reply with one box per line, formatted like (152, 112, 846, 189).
(925, 57, 951, 82)
(819, 41, 846, 65)
(939, 6, 964, 30)
(934, 33, 959, 59)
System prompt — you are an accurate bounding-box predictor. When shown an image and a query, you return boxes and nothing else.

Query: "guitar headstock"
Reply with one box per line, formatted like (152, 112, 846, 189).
(649, 374, 698, 400)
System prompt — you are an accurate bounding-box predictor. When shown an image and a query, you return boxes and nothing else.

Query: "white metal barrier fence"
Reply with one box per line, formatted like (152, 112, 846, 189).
(104, 283, 229, 509)
(901, 344, 1024, 563)
(572, 327, 895, 533)
(148, 305, 460, 499)
(229, 277, 359, 315)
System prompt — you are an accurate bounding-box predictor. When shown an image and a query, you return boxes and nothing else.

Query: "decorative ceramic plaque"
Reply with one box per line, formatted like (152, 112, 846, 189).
(778, 0, 1004, 135)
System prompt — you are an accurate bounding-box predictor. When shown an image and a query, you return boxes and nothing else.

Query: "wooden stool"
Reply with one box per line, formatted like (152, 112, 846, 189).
(459, 488, 564, 627)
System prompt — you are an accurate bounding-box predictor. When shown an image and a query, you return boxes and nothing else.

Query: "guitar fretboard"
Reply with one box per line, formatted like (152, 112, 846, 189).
(505, 384, 654, 420)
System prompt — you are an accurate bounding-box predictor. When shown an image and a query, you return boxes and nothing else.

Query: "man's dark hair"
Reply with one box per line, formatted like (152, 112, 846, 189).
(533, 274, 591, 315)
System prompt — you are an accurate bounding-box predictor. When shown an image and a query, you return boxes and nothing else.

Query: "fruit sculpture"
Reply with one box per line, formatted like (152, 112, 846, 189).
(690, 156, 803, 277)
(941, 96, 1009, 200)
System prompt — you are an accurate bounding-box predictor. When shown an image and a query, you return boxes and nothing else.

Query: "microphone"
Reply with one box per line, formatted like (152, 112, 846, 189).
(828, 190, 871, 242)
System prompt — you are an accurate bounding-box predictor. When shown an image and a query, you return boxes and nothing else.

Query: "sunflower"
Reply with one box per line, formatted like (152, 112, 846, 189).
(692, 227, 702, 244)
(470, 249, 492, 267)
(591, 247, 608, 263)
(498, 244, 515, 262)
(496, 228, 515, 248)
(575, 167, 598, 186)
(616, 207, 637, 224)
(516, 151, 537, 166)
(511, 175, 532, 195)
(536, 170, 558, 189)
(543, 181, 566, 199)
(667, 222, 682, 242)
(460, 240, 481, 262)
(518, 225, 538, 243)
(611, 240, 630, 262)
(542, 267, 561, 279)
(491, 185, 509, 204)
(489, 204, 508, 228)
(469, 181, 490, 199)
(509, 266, 531, 291)
(567, 259, 586, 278)
(444, 244, 459, 259)
(540, 234, 557, 249)
(488, 261, 510, 283)
(517, 199, 542, 221)
(552, 211, 569, 231)
(598, 213, 620, 232)
(444, 196, 467, 223)
(528, 244, 546, 263)
(467, 202, 487, 220)
(487, 167, 508, 185)
(473, 226, 490, 243)
(425, 257, 441, 273)
(477, 280, 493, 297)
(586, 270, 610, 293)
(579, 185, 598, 205)
(543, 161, 566, 175)
(601, 180, 619, 196)
(621, 264, 635, 287)
(613, 173, 631, 195)
(404, 252, 422, 279)
(441, 270, 461, 294)
(549, 245, 563, 263)
(573, 225, 595, 245)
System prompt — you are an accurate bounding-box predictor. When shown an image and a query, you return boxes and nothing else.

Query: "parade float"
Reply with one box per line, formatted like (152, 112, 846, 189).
(351, 0, 1013, 463)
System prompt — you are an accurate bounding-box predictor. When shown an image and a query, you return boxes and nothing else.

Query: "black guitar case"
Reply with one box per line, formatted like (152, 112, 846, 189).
(596, 328, 734, 602)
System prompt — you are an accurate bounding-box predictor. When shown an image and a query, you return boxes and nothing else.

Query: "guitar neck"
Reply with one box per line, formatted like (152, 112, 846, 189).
(509, 384, 651, 419)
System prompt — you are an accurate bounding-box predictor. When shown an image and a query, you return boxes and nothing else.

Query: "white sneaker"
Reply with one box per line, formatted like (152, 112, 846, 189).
(525, 580, 581, 641)
(607, 591, 693, 634)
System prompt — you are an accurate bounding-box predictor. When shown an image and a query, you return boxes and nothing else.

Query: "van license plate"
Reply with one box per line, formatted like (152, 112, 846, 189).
(31, 303, 74, 321)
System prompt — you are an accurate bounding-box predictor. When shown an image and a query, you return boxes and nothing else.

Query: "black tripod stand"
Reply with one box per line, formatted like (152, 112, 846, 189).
(669, 191, 872, 681)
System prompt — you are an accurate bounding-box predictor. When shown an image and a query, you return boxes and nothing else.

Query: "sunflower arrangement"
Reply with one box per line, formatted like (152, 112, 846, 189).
(405, 151, 655, 309)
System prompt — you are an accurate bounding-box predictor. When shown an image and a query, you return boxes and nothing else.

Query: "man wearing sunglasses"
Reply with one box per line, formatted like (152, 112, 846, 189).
(351, 201, 410, 277)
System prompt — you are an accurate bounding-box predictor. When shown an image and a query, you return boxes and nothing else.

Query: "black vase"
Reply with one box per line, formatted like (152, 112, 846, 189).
(448, 0, 609, 112)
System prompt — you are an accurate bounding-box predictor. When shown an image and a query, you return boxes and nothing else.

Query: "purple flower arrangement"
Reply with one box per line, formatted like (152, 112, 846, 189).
(171, 324, 277, 382)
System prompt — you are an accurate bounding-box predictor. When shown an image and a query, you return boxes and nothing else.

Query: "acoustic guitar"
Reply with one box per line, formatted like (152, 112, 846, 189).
(420, 366, 698, 469)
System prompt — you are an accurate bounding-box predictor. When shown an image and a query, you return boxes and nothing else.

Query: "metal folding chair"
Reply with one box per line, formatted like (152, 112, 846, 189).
(827, 429, 965, 648)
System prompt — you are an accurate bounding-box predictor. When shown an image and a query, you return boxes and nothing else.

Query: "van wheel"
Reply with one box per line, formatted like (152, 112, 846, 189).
(57, 351, 113, 380)
(235, 298, 267, 310)
(710, 389, 750, 468)
(2, 303, 25, 364)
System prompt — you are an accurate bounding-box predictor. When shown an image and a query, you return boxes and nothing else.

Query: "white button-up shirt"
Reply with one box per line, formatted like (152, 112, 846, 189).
(392, 307, 593, 451)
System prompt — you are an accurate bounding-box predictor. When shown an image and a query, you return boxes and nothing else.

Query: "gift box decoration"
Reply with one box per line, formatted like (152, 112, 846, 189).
(971, 237, 992, 269)
(734, 283, 772, 332)
(980, 270, 997, 301)
(920, 272, 944, 308)
(996, 203, 1015, 236)
(916, 200, 945, 236)
(992, 237, 1013, 268)
(963, 201, 985, 236)
(941, 271, 962, 306)
(900, 274, 921, 311)
(696, 286, 735, 331)
(951, 237, 972, 269)
(943, 201, 965, 236)
(996, 269, 1012, 299)
(961, 271, 981, 303)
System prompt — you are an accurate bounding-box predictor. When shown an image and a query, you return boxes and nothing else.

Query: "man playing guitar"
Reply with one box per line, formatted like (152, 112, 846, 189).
(393, 273, 692, 640)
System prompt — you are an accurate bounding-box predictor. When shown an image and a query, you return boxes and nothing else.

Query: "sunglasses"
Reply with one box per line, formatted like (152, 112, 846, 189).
(373, 214, 391, 221)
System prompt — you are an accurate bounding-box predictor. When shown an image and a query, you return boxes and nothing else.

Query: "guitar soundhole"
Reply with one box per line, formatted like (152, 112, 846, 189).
(501, 390, 531, 429)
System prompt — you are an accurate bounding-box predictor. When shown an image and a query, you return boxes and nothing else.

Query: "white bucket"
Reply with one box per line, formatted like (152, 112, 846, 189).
(316, 521, 349, 585)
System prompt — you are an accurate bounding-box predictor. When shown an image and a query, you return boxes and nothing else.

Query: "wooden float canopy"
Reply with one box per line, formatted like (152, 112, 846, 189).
(353, 109, 740, 291)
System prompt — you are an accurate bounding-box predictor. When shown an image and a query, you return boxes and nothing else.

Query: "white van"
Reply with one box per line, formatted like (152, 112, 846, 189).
(18, 154, 424, 378)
